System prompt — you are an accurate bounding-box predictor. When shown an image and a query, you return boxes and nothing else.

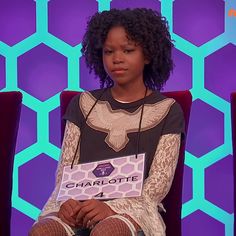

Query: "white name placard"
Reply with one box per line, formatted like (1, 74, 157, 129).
(57, 153, 145, 201)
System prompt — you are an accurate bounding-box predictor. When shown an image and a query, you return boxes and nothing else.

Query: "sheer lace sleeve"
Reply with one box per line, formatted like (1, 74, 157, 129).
(40, 121, 81, 218)
(105, 133, 181, 235)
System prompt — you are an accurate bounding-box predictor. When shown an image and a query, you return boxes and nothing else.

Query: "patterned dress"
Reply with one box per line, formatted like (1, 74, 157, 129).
(39, 88, 185, 236)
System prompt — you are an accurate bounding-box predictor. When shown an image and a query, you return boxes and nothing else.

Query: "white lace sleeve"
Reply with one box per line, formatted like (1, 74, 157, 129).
(105, 133, 181, 235)
(39, 121, 81, 218)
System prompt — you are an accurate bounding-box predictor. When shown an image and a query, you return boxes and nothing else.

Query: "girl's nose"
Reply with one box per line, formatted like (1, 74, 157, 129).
(113, 52, 124, 64)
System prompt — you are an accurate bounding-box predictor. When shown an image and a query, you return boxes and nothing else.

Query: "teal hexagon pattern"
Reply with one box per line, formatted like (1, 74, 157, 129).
(0, 0, 235, 235)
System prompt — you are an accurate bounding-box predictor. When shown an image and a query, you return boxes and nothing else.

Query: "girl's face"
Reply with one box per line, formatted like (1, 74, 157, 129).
(102, 26, 149, 89)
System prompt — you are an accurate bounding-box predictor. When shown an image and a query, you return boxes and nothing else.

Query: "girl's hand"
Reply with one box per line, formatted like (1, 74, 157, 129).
(58, 199, 81, 227)
(75, 199, 116, 228)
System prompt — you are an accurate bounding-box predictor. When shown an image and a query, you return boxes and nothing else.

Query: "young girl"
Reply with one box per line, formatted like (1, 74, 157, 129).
(29, 8, 184, 236)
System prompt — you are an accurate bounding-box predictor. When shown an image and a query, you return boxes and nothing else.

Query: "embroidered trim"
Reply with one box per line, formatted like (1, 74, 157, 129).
(79, 91, 175, 152)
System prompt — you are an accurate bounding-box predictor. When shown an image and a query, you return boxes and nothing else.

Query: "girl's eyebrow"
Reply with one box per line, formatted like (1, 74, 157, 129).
(103, 42, 136, 48)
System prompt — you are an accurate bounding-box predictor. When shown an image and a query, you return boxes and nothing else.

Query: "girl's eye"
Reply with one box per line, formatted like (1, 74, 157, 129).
(103, 49, 113, 55)
(124, 49, 134, 53)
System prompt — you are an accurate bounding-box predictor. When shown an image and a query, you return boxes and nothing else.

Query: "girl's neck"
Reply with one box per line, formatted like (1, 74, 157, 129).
(111, 84, 152, 103)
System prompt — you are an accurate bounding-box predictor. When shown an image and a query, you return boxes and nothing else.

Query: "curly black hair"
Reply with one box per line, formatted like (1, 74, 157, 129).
(81, 8, 174, 91)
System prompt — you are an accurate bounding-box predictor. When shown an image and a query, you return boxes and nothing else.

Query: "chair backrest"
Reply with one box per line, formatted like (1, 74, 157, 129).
(60, 90, 192, 236)
(160, 91, 192, 236)
(60, 91, 81, 144)
(230, 92, 236, 236)
(0, 91, 22, 236)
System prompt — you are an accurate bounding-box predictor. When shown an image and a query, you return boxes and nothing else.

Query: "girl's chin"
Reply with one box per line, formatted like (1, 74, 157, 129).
(112, 81, 130, 87)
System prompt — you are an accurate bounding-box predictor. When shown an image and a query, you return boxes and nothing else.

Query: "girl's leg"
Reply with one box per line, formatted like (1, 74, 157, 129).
(90, 215, 140, 236)
(29, 218, 68, 236)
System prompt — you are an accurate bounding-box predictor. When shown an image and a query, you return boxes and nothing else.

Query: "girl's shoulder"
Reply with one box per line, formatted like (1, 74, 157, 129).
(144, 90, 174, 105)
(80, 88, 107, 100)
(85, 88, 105, 95)
(148, 91, 184, 126)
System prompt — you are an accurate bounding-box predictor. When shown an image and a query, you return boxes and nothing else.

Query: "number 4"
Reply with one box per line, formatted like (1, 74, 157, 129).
(94, 192, 104, 198)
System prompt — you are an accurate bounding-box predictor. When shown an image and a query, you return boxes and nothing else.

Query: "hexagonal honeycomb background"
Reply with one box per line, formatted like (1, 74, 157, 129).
(0, 0, 235, 235)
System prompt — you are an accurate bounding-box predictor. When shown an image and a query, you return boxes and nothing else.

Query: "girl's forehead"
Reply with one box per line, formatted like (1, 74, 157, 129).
(104, 26, 135, 45)
(106, 26, 127, 37)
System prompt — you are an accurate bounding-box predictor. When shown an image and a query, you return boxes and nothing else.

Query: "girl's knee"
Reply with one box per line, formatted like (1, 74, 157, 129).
(28, 222, 44, 236)
(28, 219, 67, 236)
(90, 217, 133, 236)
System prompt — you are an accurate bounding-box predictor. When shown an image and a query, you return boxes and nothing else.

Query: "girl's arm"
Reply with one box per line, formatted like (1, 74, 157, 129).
(39, 121, 81, 218)
(104, 133, 181, 232)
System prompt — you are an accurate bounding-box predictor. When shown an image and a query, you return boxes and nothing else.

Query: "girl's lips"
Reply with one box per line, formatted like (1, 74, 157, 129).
(112, 69, 127, 74)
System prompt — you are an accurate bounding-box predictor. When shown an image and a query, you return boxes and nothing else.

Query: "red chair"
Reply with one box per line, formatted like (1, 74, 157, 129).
(0, 91, 22, 236)
(160, 91, 192, 236)
(60, 90, 192, 236)
(230, 92, 236, 236)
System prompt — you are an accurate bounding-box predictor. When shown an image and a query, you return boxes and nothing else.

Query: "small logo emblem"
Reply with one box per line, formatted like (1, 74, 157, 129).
(92, 162, 114, 177)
